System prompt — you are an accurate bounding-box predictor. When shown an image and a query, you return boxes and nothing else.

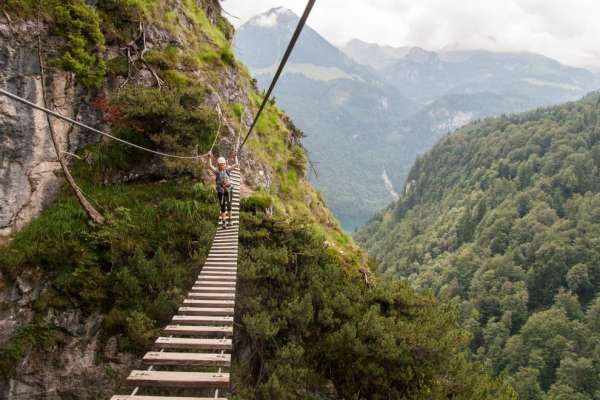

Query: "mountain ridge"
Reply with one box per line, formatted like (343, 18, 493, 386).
(235, 9, 600, 230)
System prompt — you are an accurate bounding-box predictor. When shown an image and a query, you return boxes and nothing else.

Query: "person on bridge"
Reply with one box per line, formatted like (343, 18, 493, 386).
(208, 152, 239, 229)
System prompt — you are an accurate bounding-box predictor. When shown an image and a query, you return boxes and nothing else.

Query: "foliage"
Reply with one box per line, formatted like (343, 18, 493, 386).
(241, 191, 273, 212)
(357, 93, 600, 399)
(0, 325, 64, 377)
(114, 85, 218, 156)
(48, 0, 107, 88)
(0, 172, 218, 364)
(232, 212, 515, 399)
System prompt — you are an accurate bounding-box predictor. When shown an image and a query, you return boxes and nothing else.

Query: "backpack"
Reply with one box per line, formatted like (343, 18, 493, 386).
(216, 169, 232, 190)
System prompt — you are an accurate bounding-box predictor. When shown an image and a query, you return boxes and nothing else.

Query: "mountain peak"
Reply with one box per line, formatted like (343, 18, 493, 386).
(246, 6, 297, 28)
(404, 47, 439, 64)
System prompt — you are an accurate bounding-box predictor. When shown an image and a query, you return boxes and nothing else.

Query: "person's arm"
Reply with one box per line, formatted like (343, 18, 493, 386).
(207, 153, 217, 173)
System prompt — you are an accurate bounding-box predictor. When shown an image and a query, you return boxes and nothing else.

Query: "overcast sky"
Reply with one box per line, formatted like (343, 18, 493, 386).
(221, 0, 600, 68)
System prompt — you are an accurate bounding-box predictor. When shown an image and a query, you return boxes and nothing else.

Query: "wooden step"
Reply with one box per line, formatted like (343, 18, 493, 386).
(213, 236, 238, 241)
(178, 307, 234, 315)
(112, 396, 227, 400)
(164, 325, 233, 336)
(143, 351, 231, 367)
(126, 370, 229, 389)
(187, 292, 235, 300)
(197, 275, 236, 281)
(204, 262, 237, 267)
(191, 286, 236, 293)
(194, 281, 236, 287)
(172, 315, 233, 325)
(155, 337, 232, 350)
(202, 266, 237, 271)
(199, 270, 237, 276)
(208, 251, 238, 256)
(211, 241, 238, 246)
(183, 299, 235, 307)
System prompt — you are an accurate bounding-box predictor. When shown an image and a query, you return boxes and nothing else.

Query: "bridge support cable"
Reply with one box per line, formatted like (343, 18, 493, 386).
(238, 0, 317, 152)
(0, 88, 206, 160)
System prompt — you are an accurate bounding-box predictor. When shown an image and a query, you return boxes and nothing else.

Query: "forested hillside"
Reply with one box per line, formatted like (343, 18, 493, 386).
(0, 1, 512, 399)
(357, 93, 600, 399)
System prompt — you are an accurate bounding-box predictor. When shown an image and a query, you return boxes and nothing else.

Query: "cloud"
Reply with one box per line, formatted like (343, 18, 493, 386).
(222, 0, 600, 67)
(253, 12, 279, 27)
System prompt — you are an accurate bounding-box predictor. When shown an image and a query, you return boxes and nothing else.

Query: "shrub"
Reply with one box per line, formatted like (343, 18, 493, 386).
(241, 192, 274, 212)
(49, 0, 107, 88)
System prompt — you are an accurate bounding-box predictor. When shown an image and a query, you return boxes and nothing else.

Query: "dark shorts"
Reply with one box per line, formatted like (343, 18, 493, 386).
(218, 188, 232, 213)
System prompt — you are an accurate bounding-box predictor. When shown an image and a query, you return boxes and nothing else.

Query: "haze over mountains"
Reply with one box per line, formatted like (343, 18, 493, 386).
(234, 7, 600, 230)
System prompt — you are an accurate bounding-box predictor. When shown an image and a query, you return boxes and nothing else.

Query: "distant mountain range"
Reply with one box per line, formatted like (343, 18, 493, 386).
(234, 8, 600, 230)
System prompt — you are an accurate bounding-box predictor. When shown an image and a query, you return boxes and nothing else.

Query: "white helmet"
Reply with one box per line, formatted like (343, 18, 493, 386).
(217, 157, 226, 165)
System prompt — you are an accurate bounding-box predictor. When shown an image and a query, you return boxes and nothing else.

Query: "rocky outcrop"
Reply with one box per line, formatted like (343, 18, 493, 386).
(0, 18, 104, 241)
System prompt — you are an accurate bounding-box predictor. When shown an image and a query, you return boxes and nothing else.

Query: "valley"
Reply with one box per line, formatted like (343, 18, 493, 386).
(234, 8, 600, 229)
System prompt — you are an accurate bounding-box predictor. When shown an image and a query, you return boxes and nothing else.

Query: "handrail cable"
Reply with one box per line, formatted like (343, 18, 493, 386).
(0, 88, 204, 160)
(238, 0, 316, 152)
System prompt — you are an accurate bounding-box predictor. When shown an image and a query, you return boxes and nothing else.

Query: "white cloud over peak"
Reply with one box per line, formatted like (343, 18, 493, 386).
(222, 0, 600, 67)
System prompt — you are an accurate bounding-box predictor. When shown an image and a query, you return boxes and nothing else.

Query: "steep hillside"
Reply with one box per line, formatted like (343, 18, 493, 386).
(0, 1, 512, 399)
(357, 93, 600, 399)
(233, 8, 417, 230)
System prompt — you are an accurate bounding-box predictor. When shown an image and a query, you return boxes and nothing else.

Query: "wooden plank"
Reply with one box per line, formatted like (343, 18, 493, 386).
(178, 307, 234, 315)
(126, 370, 229, 388)
(190, 286, 236, 293)
(172, 315, 233, 325)
(143, 351, 231, 367)
(154, 337, 232, 350)
(199, 271, 237, 276)
(197, 275, 236, 281)
(183, 299, 235, 307)
(164, 325, 233, 336)
(112, 396, 227, 400)
(187, 292, 235, 300)
(194, 281, 236, 287)
(203, 262, 237, 268)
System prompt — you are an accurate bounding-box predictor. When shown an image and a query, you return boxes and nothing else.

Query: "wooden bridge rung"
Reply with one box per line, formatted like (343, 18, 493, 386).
(183, 299, 235, 307)
(194, 281, 236, 287)
(201, 271, 236, 275)
(154, 337, 232, 350)
(178, 307, 234, 315)
(164, 325, 233, 336)
(143, 351, 231, 367)
(172, 315, 233, 325)
(191, 286, 236, 293)
(126, 370, 229, 388)
(197, 275, 236, 281)
(187, 293, 235, 300)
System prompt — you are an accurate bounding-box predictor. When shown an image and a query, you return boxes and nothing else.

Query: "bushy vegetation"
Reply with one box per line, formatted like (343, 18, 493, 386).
(232, 211, 515, 399)
(114, 85, 218, 155)
(357, 93, 600, 399)
(0, 168, 218, 374)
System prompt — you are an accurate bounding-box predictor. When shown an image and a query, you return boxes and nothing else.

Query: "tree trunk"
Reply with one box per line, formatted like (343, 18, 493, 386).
(37, 36, 105, 225)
